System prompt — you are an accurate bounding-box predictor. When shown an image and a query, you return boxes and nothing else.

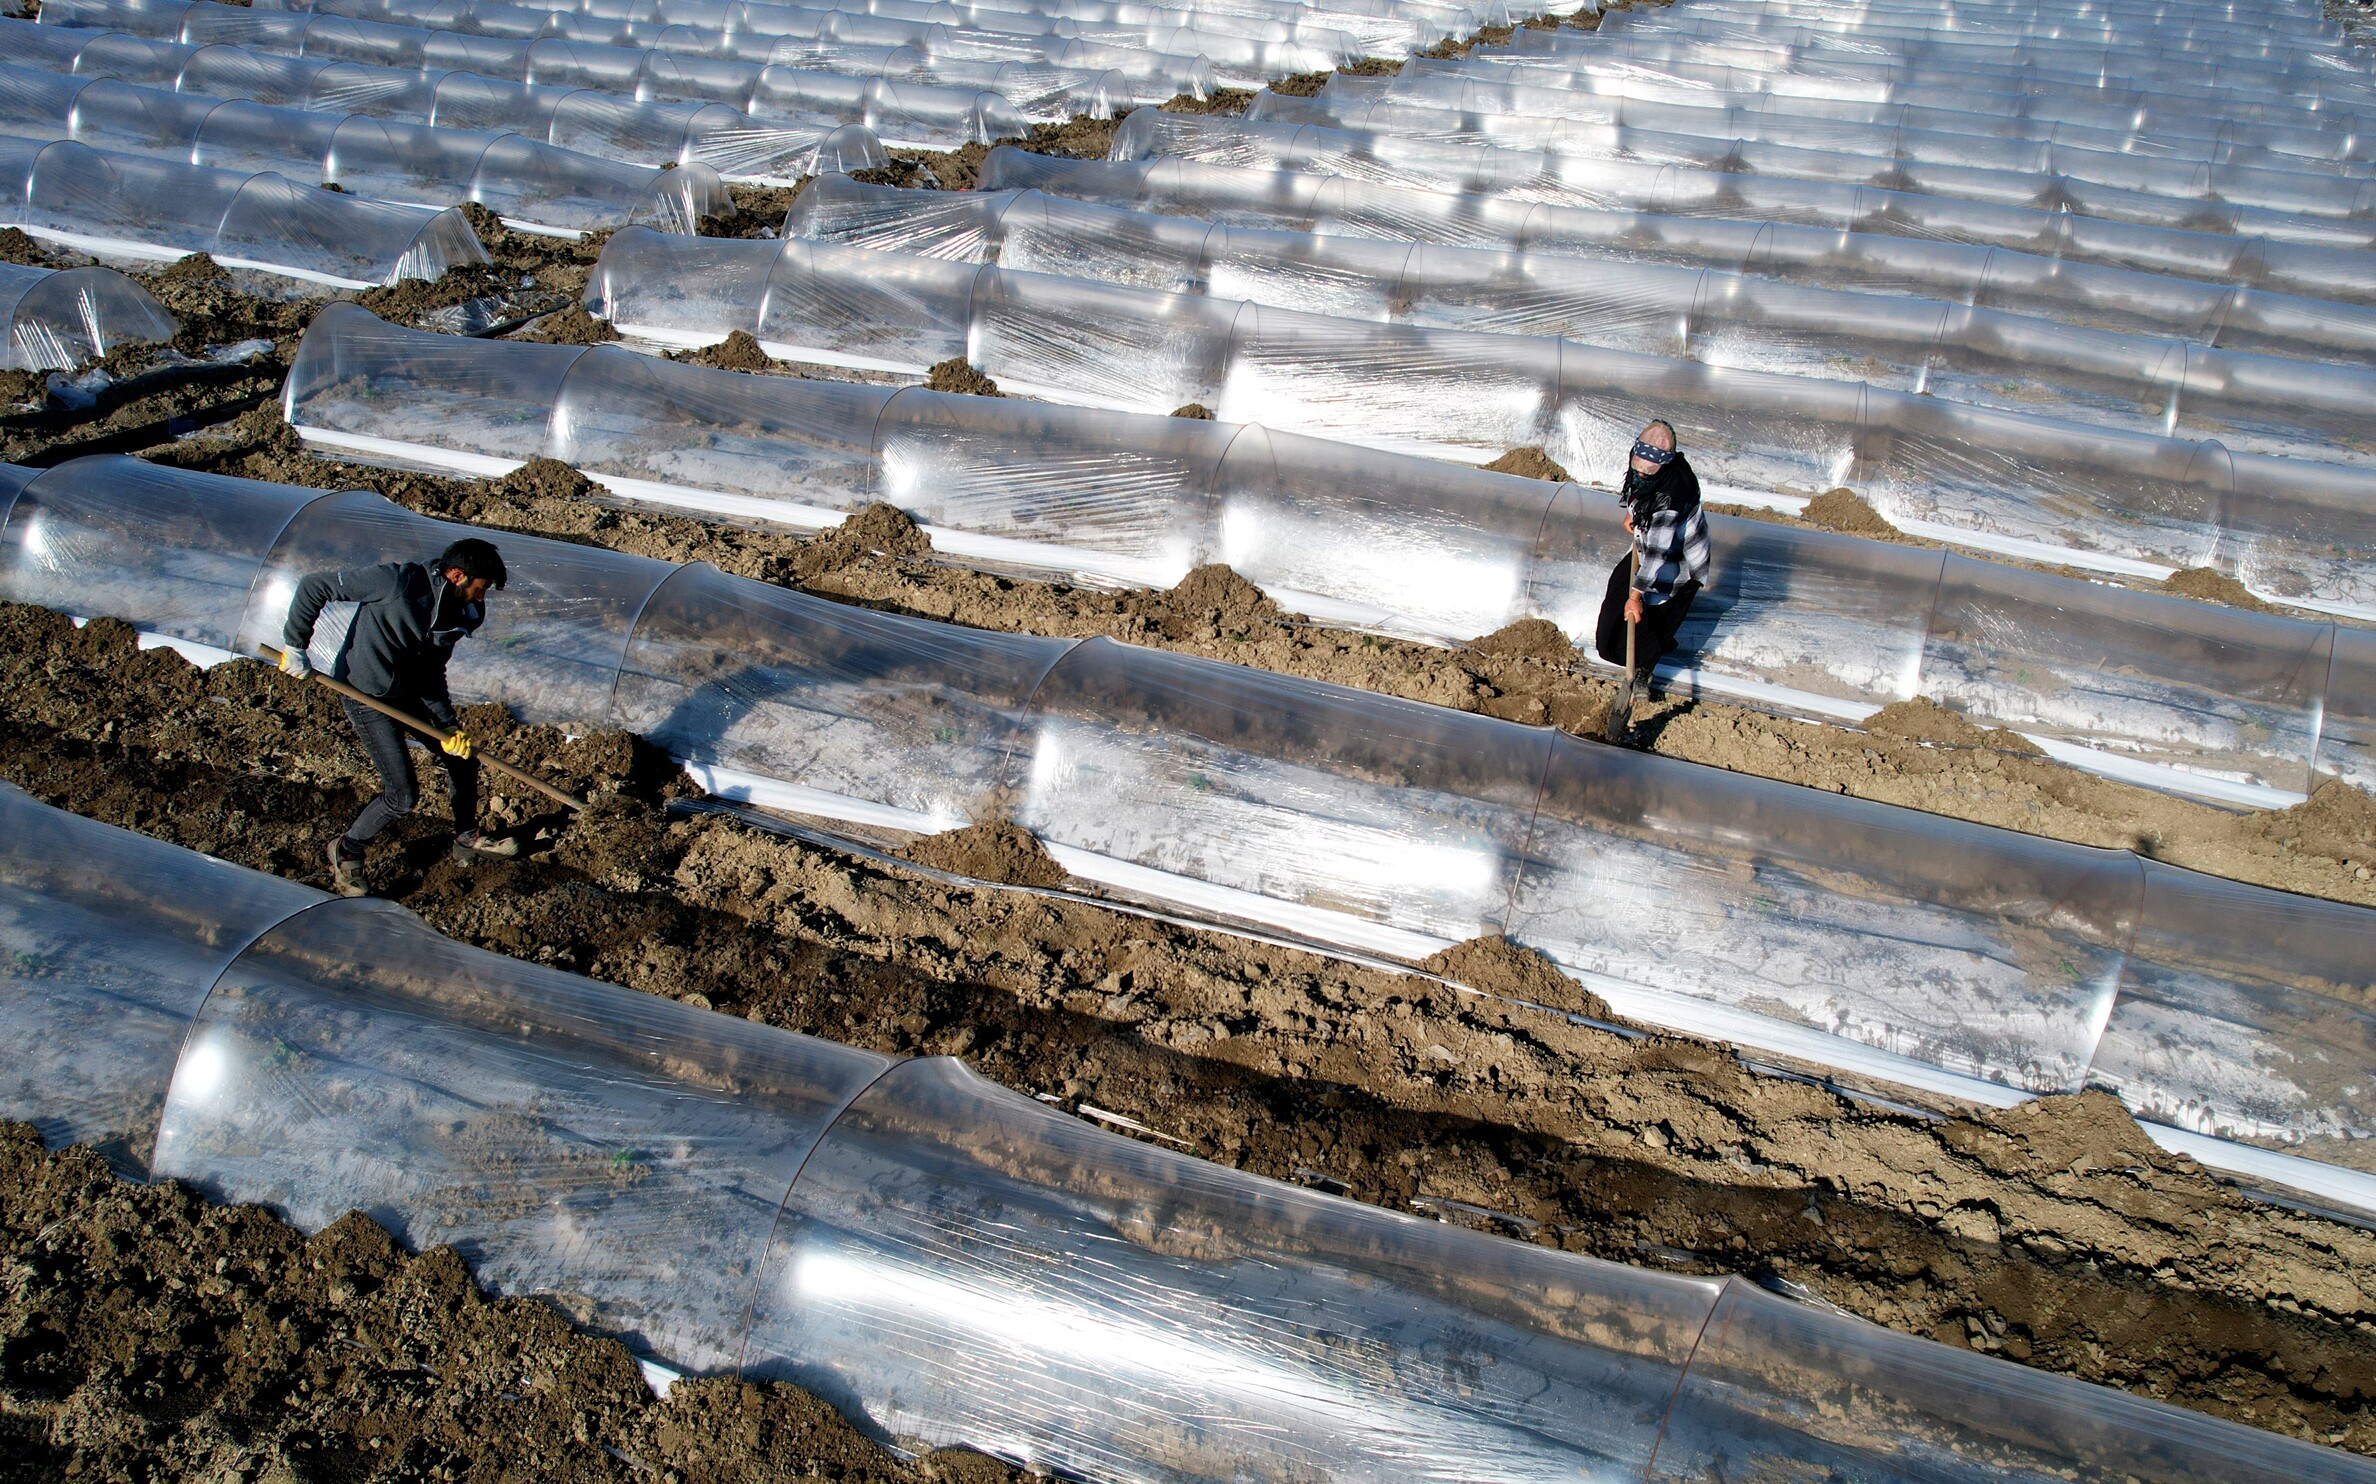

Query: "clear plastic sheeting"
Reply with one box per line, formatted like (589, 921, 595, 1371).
(1105, 111, 2376, 305)
(0, 18, 880, 183)
(0, 259, 176, 371)
(12, 455, 2376, 1206)
(1245, 87, 2376, 233)
(9, 787, 2371, 1482)
(579, 229, 2376, 620)
(41, 0, 1145, 128)
(0, 134, 483, 287)
(977, 149, 2376, 367)
(0, 59, 728, 232)
(785, 176, 2376, 464)
(281, 304, 2376, 805)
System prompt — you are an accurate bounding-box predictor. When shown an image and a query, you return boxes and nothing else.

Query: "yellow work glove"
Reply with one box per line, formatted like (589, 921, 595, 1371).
(440, 730, 474, 761)
(278, 647, 312, 679)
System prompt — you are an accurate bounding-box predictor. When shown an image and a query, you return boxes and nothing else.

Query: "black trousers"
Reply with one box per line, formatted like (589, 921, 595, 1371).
(341, 696, 479, 846)
(1594, 555, 1701, 678)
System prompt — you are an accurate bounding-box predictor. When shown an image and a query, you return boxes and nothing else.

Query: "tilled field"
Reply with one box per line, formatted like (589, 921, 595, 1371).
(4, 604, 2374, 1459)
(5, 84, 2376, 1475)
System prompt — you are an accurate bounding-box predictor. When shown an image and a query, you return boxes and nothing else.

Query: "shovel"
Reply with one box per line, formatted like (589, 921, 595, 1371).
(1604, 549, 1638, 744)
(259, 643, 586, 813)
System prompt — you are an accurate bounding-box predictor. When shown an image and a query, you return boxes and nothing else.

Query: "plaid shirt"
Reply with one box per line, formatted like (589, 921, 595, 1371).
(1621, 454, 1711, 607)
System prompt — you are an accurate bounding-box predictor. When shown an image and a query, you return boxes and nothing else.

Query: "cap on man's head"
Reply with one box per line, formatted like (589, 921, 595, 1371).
(437, 537, 508, 590)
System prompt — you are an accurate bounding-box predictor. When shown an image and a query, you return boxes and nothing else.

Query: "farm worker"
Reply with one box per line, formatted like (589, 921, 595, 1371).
(278, 537, 520, 896)
(1594, 419, 1711, 683)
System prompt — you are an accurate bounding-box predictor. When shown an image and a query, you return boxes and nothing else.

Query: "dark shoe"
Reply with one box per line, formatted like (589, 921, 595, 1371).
(452, 829, 522, 864)
(327, 839, 369, 898)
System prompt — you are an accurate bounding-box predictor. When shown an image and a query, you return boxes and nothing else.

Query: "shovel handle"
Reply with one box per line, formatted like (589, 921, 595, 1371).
(259, 644, 586, 813)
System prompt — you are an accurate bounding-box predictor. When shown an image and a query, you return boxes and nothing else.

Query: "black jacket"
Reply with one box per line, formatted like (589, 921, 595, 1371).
(1619, 452, 1712, 603)
(283, 560, 483, 725)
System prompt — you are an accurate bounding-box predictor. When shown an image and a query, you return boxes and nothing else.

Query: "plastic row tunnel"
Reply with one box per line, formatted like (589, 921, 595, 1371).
(5, 455, 2375, 1216)
(282, 304, 2376, 809)
(576, 228, 2376, 619)
(4, 778, 2374, 1484)
(0, 259, 177, 371)
(8, 11, 1017, 153)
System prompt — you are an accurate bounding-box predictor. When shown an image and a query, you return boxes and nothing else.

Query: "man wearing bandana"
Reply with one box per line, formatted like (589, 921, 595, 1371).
(1595, 419, 1711, 682)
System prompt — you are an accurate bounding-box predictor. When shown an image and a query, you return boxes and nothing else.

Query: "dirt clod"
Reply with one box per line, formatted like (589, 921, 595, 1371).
(1165, 564, 1279, 626)
(1864, 696, 2045, 755)
(519, 303, 621, 345)
(1170, 402, 1215, 418)
(1471, 617, 1577, 664)
(900, 821, 1071, 888)
(926, 357, 1003, 396)
(672, 329, 782, 373)
(1802, 487, 1898, 538)
(2163, 567, 2277, 613)
(0, 226, 46, 264)
(493, 456, 601, 503)
(1422, 935, 1615, 1019)
(1483, 446, 1572, 481)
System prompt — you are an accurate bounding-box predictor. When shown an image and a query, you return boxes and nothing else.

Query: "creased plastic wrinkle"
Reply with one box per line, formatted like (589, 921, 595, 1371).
(281, 302, 2374, 811)
(973, 149, 2376, 367)
(1103, 111, 2376, 306)
(783, 175, 2376, 471)
(0, 134, 485, 288)
(6, 783, 2373, 1483)
(0, 260, 178, 371)
(6, 455, 2376, 1219)
(0, 19, 881, 185)
(0, 54, 728, 233)
(572, 226, 2376, 622)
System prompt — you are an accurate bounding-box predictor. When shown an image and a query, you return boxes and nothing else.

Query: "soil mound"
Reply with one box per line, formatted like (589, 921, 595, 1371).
(493, 456, 600, 502)
(1421, 935, 1614, 1019)
(1483, 446, 1571, 481)
(900, 821, 1070, 888)
(1471, 617, 1576, 664)
(674, 329, 781, 373)
(800, 502, 932, 576)
(1170, 402, 1215, 418)
(1802, 487, 1899, 538)
(1865, 696, 2043, 755)
(2249, 779, 2376, 862)
(0, 227, 45, 264)
(1159, 89, 1254, 116)
(2163, 566, 2276, 612)
(0, 1123, 1027, 1484)
(1166, 563, 1279, 626)
(926, 357, 1003, 396)
(519, 303, 621, 345)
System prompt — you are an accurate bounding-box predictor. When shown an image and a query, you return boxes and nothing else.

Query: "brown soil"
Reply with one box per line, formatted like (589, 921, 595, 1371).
(1865, 696, 2046, 756)
(493, 456, 603, 503)
(0, 1123, 1025, 1483)
(1170, 401, 1215, 418)
(1165, 563, 1282, 628)
(1160, 89, 1254, 116)
(1802, 486, 1900, 538)
(0, 227, 45, 264)
(6, 604, 2376, 1452)
(2166, 566, 2279, 612)
(1470, 616, 1577, 663)
(517, 303, 621, 345)
(1483, 445, 1571, 481)
(672, 329, 785, 373)
(925, 356, 1002, 396)
(1420, 934, 1614, 1019)
(899, 820, 1071, 888)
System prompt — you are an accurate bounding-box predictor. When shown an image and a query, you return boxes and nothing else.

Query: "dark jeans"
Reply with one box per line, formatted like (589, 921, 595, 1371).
(1594, 555, 1701, 678)
(341, 696, 478, 847)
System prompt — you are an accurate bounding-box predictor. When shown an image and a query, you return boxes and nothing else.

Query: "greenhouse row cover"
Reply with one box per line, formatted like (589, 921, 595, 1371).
(0, 134, 485, 287)
(19, 783, 2369, 1483)
(0, 260, 177, 370)
(977, 148, 2376, 364)
(40, 0, 1219, 122)
(284, 303, 2375, 808)
(1246, 85, 2376, 224)
(1106, 112, 2376, 299)
(0, 17, 885, 183)
(0, 59, 727, 236)
(263, 0, 1324, 93)
(5, 455, 2374, 1215)
(580, 228, 2376, 618)
(783, 176, 2376, 468)
(1373, 50, 2376, 171)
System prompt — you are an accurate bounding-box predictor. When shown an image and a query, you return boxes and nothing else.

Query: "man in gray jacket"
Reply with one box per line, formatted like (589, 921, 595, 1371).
(280, 537, 518, 896)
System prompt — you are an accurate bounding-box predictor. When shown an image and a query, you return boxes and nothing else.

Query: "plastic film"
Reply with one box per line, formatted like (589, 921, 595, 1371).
(0, 259, 177, 370)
